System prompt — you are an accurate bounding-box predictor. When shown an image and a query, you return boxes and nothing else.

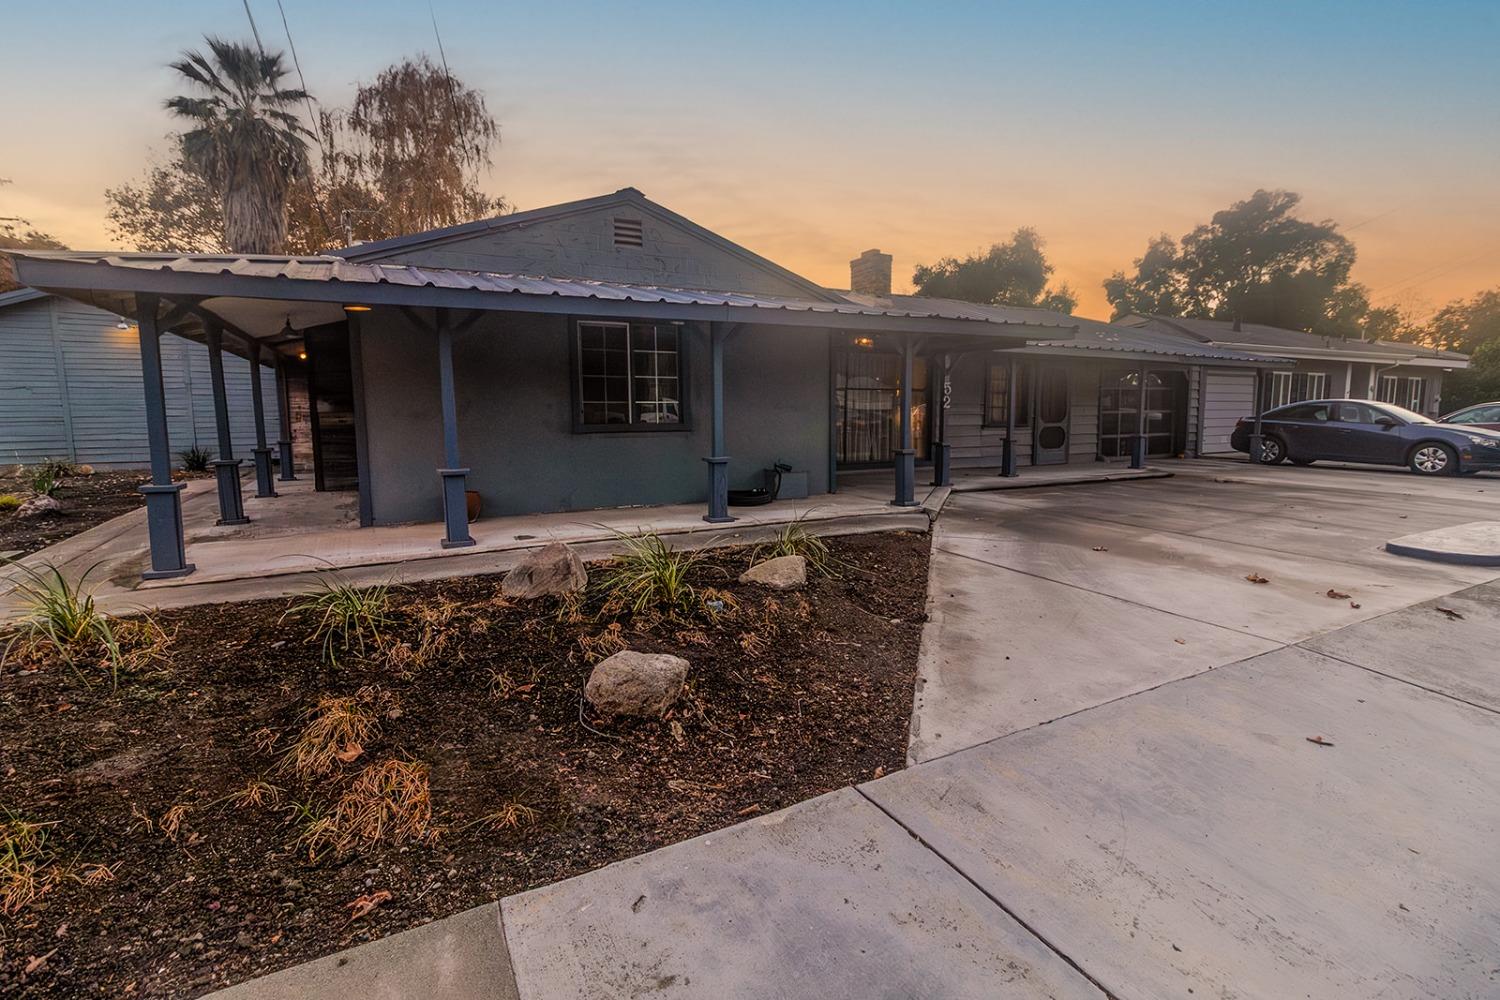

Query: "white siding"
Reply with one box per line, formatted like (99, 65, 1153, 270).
(1200, 368, 1256, 455)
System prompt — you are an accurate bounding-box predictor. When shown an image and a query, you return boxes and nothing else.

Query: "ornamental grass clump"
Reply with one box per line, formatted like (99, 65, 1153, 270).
(1, 561, 127, 687)
(297, 759, 434, 859)
(284, 575, 395, 666)
(752, 515, 838, 576)
(279, 687, 390, 780)
(599, 530, 702, 618)
(1, 810, 61, 916)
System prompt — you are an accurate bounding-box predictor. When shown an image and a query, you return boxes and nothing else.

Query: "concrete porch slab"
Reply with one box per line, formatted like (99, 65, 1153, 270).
(950, 466, 1171, 492)
(867, 646, 1500, 1000)
(206, 902, 518, 1000)
(499, 787, 1104, 1000)
(1386, 521, 1500, 566)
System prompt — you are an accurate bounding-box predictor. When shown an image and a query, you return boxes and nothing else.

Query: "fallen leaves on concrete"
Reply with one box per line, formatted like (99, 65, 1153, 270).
(1306, 736, 1335, 747)
(1435, 607, 1466, 621)
(1245, 573, 1270, 584)
(1326, 589, 1351, 600)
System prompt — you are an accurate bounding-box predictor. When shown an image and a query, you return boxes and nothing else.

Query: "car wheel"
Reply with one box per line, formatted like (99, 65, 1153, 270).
(1409, 443, 1457, 476)
(1257, 436, 1286, 465)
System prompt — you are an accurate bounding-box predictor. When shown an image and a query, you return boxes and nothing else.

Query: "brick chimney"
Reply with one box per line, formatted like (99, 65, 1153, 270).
(850, 249, 893, 298)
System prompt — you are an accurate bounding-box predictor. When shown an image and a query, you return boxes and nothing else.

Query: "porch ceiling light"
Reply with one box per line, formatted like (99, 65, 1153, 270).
(343, 304, 372, 313)
(853, 336, 875, 349)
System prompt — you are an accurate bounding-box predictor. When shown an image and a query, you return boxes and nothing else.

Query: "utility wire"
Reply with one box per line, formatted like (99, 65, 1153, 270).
(241, 0, 266, 55)
(273, 0, 334, 239)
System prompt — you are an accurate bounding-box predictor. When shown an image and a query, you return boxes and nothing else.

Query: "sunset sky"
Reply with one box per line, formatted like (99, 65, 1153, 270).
(4, 0, 1497, 320)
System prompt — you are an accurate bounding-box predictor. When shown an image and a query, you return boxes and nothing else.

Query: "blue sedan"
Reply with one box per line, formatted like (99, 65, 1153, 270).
(1230, 399, 1500, 476)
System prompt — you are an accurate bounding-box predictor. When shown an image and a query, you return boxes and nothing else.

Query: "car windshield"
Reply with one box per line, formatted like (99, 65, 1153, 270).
(1378, 404, 1434, 425)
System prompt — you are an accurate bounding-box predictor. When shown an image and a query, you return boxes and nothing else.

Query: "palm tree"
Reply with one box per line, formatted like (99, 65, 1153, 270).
(166, 37, 311, 254)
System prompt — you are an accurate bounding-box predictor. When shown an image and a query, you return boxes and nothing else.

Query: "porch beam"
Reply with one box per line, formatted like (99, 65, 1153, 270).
(704, 321, 736, 523)
(1130, 363, 1148, 469)
(893, 334, 918, 507)
(247, 340, 277, 498)
(204, 321, 248, 525)
(435, 307, 475, 547)
(1001, 357, 1020, 477)
(134, 292, 194, 579)
(275, 354, 297, 480)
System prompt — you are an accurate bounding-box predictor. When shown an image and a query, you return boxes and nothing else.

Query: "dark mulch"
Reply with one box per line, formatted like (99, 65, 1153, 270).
(0, 531, 930, 998)
(0, 472, 157, 557)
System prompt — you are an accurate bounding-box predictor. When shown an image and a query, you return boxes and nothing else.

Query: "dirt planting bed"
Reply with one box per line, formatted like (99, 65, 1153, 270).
(0, 530, 930, 998)
(0, 471, 156, 557)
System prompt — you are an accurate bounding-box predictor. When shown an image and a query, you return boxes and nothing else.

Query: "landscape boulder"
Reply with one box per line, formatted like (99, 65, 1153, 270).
(15, 495, 62, 519)
(584, 650, 689, 719)
(738, 554, 807, 590)
(501, 541, 587, 599)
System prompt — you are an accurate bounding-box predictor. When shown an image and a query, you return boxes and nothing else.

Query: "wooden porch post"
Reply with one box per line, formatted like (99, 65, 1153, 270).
(703, 321, 736, 523)
(1001, 357, 1020, 477)
(436, 307, 475, 547)
(893, 334, 918, 506)
(275, 354, 297, 481)
(135, 293, 194, 579)
(248, 340, 277, 497)
(204, 321, 248, 525)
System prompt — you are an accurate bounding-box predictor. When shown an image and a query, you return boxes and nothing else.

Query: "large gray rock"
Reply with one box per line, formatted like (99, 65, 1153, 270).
(738, 554, 807, 590)
(584, 651, 689, 719)
(502, 542, 587, 599)
(15, 495, 62, 518)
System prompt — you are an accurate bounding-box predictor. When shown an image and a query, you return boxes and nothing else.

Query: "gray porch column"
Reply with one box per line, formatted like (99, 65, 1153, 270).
(204, 322, 248, 525)
(703, 322, 735, 523)
(135, 293, 193, 579)
(1248, 369, 1265, 463)
(1130, 363, 1148, 469)
(248, 341, 277, 498)
(1001, 357, 1020, 477)
(435, 308, 474, 547)
(931, 353, 952, 487)
(275, 354, 297, 481)
(893, 335, 918, 507)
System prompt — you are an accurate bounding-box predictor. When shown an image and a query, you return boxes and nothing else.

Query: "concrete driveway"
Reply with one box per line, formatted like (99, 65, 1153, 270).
(213, 460, 1500, 1000)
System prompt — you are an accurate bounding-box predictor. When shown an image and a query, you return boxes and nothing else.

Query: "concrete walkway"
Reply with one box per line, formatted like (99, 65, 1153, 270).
(209, 461, 1500, 999)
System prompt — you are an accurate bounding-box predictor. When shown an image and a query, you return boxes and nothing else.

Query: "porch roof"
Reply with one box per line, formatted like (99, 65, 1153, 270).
(8, 251, 1074, 349)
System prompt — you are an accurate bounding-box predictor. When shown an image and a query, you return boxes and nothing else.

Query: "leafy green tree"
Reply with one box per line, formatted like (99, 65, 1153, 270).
(105, 144, 226, 253)
(0, 178, 67, 291)
(913, 227, 1077, 314)
(1428, 289, 1500, 353)
(1105, 190, 1391, 338)
(166, 36, 312, 253)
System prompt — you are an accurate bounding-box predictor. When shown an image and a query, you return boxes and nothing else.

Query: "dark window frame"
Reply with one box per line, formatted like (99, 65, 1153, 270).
(569, 317, 693, 434)
(983, 358, 1032, 428)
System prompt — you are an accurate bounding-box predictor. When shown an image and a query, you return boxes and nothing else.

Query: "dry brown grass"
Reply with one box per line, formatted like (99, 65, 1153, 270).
(278, 687, 396, 780)
(158, 804, 190, 841)
(76, 861, 119, 887)
(466, 801, 539, 831)
(1, 812, 61, 916)
(379, 597, 463, 674)
(298, 759, 434, 859)
(487, 664, 539, 701)
(228, 779, 284, 811)
(577, 622, 628, 663)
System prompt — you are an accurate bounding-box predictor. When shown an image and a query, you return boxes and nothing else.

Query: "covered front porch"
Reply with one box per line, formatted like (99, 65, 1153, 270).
(10, 249, 1060, 584)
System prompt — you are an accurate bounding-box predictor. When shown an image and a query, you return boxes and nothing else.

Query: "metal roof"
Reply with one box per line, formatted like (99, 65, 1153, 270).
(0, 287, 47, 310)
(1122, 314, 1467, 366)
(844, 294, 1284, 364)
(7, 251, 1075, 343)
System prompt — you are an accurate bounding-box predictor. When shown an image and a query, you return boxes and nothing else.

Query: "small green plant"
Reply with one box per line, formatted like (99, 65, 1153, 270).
(28, 468, 59, 498)
(0, 494, 20, 512)
(283, 575, 395, 666)
(177, 445, 213, 473)
(751, 514, 838, 576)
(34, 457, 78, 478)
(599, 530, 701, 618)
(1, 561, 124, 687)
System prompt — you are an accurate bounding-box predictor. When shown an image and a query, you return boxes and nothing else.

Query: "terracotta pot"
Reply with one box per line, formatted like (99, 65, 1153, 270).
(465, 490, 482, 523)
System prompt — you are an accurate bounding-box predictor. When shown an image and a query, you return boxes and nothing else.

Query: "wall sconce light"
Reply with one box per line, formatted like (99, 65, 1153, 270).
(852, 336, 875, 349)
(343, 304, 372, 313)
(298, 351, 308, 360)
(116, 317, 130, 330)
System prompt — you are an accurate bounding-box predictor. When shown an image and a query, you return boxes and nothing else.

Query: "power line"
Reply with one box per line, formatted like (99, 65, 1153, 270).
(1369, 245, 1500, 302)
(241, 0, 266, 55)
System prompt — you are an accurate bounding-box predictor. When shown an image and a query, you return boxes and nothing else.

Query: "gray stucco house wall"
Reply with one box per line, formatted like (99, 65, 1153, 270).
(358, 309, 832, 524)
(0, 290, 277, 468)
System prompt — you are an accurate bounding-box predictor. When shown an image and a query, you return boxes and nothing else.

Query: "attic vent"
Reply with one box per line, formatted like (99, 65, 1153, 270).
(613, 217, 644, 247)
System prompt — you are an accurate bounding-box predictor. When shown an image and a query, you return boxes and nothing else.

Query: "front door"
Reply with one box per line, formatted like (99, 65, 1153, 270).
(1032, 365, 1070, 465)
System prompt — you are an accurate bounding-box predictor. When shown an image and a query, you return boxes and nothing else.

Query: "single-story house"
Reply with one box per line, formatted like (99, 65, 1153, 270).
(0, 287, 303, 470)
(1117, 314, 1468, 452)
(7, 188, 1288, 580)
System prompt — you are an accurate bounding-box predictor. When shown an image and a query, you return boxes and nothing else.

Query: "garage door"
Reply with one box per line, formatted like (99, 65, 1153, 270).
(1199, 369, 1256, 455)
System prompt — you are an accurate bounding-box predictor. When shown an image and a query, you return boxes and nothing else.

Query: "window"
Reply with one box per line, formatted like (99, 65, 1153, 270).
(834, 347, 930, 465)
(984, 360, 1031, 427)
(1266, 370, 1326, 409)
(1377, 375, 1426, 413)
(575, 321, 686, 431)
(1334, 402, 1379, 424)
(1277, 402, 1331, 422)
(1098, 368, 1184, 459)
(1450, 405, 1500, 424)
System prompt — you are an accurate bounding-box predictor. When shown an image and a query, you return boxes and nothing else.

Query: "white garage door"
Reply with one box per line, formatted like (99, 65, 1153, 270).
(1200, 369, 1256, 455)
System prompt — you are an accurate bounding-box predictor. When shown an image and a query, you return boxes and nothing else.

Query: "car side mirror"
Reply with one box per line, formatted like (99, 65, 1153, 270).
(1375, 416, 1399, 429)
